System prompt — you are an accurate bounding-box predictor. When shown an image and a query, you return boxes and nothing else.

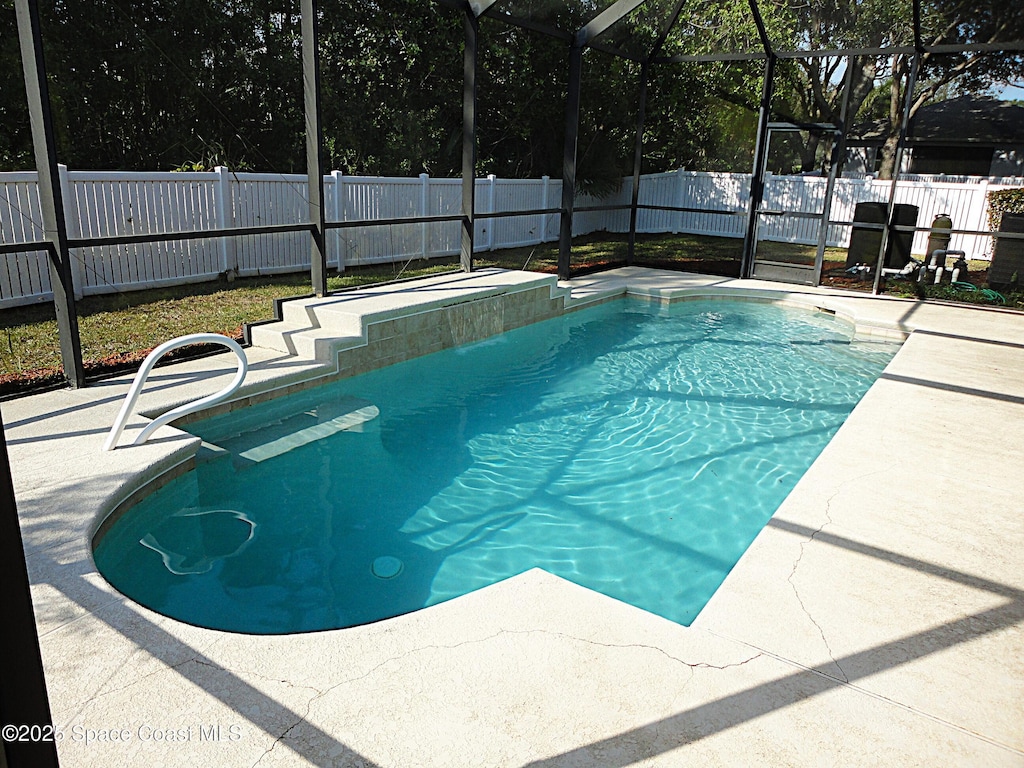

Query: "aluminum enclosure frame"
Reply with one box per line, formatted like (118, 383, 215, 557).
(14, 0, 1024, 382)
(6, 3, 1024, 758)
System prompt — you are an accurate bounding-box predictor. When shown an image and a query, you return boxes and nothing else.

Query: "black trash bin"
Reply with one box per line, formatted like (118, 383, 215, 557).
(887, 204, 919, 268)
(845, 202, 919, 269)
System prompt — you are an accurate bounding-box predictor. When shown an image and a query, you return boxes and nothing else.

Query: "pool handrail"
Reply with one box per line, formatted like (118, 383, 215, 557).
(102, 333, 248, 451)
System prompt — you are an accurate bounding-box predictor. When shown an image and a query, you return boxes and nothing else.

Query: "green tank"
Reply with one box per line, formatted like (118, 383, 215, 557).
(927, 213, 953, 261)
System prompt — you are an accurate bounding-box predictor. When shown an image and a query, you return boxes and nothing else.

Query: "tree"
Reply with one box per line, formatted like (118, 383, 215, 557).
(775, 0, 1024, 178)
(317, 0, 463, 176)
(643, 59, 764, 174)
(0, 2, 33, 169)
(770, 0, 909, 173)
(0, 0, 787, 182)
(0, 0, 310, 171)
(874, 0, 1024, 177)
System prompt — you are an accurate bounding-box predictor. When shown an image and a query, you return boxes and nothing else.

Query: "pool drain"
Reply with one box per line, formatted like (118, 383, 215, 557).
(372, 556, 404, 579)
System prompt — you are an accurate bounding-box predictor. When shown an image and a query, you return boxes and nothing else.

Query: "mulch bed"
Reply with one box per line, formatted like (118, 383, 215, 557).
(821, 264, 993, 292)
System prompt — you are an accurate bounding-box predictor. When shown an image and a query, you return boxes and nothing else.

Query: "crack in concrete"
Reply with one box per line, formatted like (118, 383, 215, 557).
(499, 628, 764, 674)
(191, 657, 324, 698)
(55, 630, 229, 727)
(245, 624, 765, 766)
(784, 469, 886, 683)
(57, 648, 203, 726)
(36, 591, 127, 640)
(244, 635, 516, 768)
(157, 658, 328, 768)
(249, 691, 319, 768)
(786, 486, 850, 683)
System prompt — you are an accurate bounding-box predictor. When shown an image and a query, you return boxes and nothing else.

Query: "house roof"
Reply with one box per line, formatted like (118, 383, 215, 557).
(856, 94, 1024, 145)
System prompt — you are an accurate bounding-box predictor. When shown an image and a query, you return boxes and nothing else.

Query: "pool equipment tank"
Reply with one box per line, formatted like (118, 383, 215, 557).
(927, 213, 953, 260)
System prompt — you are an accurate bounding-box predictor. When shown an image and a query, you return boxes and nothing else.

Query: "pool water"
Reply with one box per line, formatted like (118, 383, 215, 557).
(94, 298, 897, 633)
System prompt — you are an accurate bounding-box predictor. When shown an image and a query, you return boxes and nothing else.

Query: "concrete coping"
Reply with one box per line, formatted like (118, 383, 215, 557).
(4, 266, 1023, 766)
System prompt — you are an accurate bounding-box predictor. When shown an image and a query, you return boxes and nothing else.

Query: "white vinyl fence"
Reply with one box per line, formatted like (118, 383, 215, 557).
(1, 167, 1019, 308)
(630, 170, 1022, 258)
(0, 168, 578, 308)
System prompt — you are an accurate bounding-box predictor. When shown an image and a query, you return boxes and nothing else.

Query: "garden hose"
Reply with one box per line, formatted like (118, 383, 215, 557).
(951, 282, 1006, 305)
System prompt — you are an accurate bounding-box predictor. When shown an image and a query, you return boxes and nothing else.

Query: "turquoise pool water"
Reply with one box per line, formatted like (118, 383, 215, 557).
(94, 298, 897, 633)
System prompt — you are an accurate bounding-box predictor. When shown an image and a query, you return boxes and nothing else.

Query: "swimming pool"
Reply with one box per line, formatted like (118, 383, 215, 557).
(94, 297, 897, 633)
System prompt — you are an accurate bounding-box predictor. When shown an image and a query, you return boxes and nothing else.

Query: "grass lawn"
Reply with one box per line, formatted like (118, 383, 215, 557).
(0, 261, 465, 392)
(1, 231, 1019, 394)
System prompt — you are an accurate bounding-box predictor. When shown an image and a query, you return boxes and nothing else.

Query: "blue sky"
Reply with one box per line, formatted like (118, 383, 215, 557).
(994, 83, 1024, 101)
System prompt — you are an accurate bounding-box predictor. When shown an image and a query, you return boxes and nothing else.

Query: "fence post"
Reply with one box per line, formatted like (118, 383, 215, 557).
(487, 174, 496, 251)
(539, 176, 550, 244)
(673, 168, 686, 234)
(974, 178, 991, 258)
(57, 164, 84, 299)
(332, 171, 346, 271)
(214, 166, 237, 277)
(420, 172, 429, 259)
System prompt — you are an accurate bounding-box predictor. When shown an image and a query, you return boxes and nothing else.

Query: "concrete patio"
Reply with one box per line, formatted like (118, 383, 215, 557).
(4, 267, 1023, 767)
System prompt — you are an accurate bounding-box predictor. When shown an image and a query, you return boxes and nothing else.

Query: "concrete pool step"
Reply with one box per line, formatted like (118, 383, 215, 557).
(279, 298, 362, 334)
(198, 394, 380, 466)
(247, 268, 572, 366)
(248, 321, 363, 362)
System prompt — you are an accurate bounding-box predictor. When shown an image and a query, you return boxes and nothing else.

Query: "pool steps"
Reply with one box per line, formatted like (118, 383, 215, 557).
(168, 266, 910, 440)
(247, 268, 573, 365)
(200, 396, 380, 466)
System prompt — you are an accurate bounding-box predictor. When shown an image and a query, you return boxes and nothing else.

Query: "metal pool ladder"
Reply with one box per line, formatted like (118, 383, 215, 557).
(103, 333, 248, 451)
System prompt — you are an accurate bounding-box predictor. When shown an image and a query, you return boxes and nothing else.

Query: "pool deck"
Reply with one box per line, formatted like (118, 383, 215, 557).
(4, 266, 1023, 767)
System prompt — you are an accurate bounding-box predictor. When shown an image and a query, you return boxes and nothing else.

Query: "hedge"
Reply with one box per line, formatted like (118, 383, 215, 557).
(987, 188, 1024, 229)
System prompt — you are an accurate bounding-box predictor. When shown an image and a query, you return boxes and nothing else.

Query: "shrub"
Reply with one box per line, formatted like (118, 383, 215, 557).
(986, 188, 1024, 230)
